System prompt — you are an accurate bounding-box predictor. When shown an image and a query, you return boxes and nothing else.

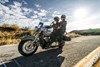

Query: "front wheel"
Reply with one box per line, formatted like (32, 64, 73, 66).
(18, 40, 38, 56)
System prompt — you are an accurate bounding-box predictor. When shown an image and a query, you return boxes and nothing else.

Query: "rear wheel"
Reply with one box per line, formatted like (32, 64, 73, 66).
(18, 40, 38, 56)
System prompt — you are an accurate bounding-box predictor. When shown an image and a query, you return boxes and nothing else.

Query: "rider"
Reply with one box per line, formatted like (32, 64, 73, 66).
(49, 16, 60, 45)
(60, 15, 67, 35)
(48, 15, 67, 47)
(50, 16, 60, 33)
(58, 15, 67, 45)
(51, 15, 67, 38)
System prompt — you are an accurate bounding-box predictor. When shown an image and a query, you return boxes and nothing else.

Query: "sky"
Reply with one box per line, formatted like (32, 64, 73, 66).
(0, 0, 100, 32)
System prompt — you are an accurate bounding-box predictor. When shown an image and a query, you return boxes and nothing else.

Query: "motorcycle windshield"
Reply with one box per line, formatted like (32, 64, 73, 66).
(38, 22, 44, 28)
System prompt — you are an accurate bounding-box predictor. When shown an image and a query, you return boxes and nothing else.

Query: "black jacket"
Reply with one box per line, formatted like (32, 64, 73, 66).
(51, 21, 60, 31)
(59, 20, 67, 33)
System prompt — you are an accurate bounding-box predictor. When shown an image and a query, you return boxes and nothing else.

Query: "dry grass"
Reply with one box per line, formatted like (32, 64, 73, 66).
(0, 38, 20, 45)
(0, 24, 35, 45)
(67, 33, 81, 38)
(0, 30, 34, 45)
(0, 31, 21, 45)
(93, 57, 100, 67)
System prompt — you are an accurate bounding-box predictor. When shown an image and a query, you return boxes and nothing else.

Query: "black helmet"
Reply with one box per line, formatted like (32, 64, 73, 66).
(54, 16, 59, 21)
(61, 14, 66, 19)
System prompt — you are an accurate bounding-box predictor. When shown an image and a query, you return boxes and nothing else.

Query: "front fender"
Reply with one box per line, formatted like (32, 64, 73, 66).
(21, 35, 34, 41)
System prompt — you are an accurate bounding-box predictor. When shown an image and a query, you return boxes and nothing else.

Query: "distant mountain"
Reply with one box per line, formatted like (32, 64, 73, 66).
(70, 28, 100, 35)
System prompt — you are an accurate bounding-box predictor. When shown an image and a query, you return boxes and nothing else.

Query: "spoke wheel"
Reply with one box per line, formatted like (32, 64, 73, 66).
(18, 40, 38, 56)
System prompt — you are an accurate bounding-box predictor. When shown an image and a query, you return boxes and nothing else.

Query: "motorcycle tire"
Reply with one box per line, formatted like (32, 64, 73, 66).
(18, 40, 38, 56)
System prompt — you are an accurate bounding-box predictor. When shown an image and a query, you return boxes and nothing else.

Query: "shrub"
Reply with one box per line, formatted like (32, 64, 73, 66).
(2, 23, 10, 27)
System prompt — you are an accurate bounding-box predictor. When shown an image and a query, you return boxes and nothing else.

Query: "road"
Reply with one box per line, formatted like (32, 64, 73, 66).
(0, 36, 100, 67)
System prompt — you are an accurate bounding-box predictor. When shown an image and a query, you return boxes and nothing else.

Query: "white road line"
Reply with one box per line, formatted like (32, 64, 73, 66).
(0, 58, 7, 67)
(0, 58, 21, 67)
(13, 59, 21, 67)
(3, 64, 7, 67)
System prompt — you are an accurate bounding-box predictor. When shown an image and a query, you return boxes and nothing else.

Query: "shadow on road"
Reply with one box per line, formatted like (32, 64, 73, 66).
(0, 48, 64, 67)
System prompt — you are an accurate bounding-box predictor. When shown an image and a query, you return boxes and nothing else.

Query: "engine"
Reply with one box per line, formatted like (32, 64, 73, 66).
(43, 26, 53, 37)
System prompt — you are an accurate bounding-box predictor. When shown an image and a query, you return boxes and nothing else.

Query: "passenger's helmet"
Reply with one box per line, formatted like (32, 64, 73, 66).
(61, 15, 66, 19)
(54, 16, 59, 21)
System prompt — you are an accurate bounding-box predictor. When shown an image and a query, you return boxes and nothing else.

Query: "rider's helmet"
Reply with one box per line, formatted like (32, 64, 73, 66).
(61, 14, 66, 19)
(54, 16, 59, 21)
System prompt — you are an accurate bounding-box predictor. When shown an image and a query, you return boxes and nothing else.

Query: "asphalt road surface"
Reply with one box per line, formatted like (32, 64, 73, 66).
(0, 36, 100, 67)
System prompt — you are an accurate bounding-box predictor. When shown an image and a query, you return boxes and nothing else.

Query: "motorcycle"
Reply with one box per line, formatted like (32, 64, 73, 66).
(18, 22, 71, 56)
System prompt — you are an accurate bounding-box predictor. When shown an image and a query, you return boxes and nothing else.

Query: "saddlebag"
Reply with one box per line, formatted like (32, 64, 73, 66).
(63, 36, 71, 41)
